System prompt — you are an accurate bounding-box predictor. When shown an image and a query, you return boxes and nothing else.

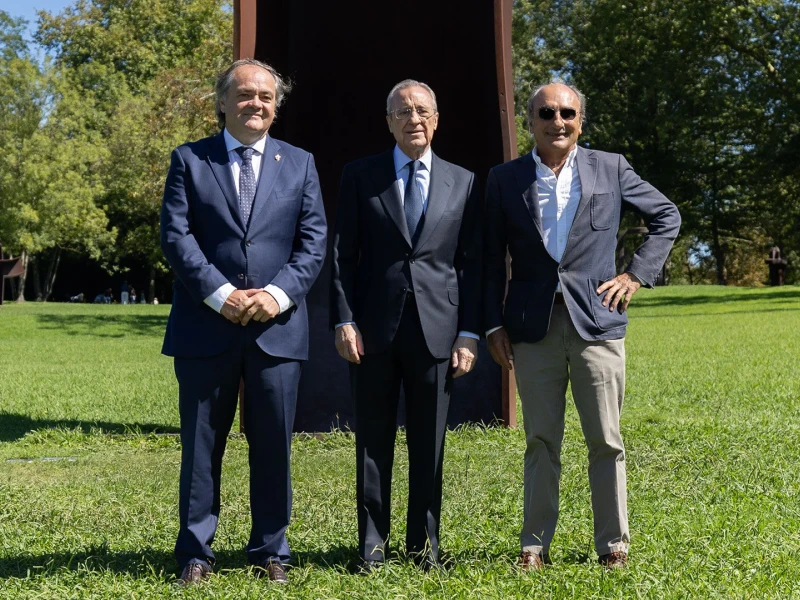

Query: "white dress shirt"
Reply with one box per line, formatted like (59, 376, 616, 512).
(203, 129, 294, 314)
(337, 145, 477, 341)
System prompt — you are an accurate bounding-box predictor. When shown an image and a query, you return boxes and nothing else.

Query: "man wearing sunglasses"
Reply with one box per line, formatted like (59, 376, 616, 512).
(484, 82, 680, 570)
(330, 79, 482, 571)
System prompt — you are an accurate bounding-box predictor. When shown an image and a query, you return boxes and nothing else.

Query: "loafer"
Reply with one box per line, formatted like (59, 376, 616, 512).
(598, 551, 628, 569)
(518, 550, 549, 571)
(255, 559, 288, 583)
(178, 561, 212, 586)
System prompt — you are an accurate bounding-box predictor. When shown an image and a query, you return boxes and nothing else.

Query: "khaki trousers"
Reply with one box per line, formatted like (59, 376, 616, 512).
(513, 305, 629, 556)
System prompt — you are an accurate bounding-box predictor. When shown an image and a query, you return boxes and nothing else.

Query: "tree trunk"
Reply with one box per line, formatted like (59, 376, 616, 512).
(43, 248, 61, 301)
(15, 250, 28, 302)
(148, 266, 156, 304)
(31, 255, 43, 300)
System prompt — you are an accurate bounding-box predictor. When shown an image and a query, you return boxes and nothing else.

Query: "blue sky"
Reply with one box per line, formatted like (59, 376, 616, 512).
(0, 0, 72, 40)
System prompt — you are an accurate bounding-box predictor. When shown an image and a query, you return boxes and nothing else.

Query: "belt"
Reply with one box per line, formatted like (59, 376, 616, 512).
(553, 293, 565, 305)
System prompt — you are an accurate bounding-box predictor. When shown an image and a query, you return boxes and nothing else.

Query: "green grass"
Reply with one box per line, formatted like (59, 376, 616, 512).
(1, 286, 799, 599)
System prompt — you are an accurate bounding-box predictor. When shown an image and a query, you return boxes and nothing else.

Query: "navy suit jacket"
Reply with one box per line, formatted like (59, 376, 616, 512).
(485, 147, 680, 343)
(330, 150, 482, 360)
(160, 132, 327, 360)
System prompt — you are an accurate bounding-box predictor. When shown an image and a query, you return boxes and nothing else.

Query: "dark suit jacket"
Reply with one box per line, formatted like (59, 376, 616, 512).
(485, 146, 680, 343)
(160, 132, 327, 360)
(330, 149, 482, 359)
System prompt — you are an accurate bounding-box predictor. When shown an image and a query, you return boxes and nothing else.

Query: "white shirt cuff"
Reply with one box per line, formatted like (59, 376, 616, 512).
(457, 331, 479, 340)
(265, 284, 294, 314)
(335, 321, 356, 329)
(485, 325, 504, 336)
(204, 283, 237, 313)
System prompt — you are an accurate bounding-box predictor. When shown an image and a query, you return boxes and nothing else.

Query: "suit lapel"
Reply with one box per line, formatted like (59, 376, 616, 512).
(247, 136, 284, 230)
(572, 146, 597, 229)
(206, 133, 245, 233)
(414, 153, 453, 251)
(513, 153, 544, 238)
(375, 150, 412, 247)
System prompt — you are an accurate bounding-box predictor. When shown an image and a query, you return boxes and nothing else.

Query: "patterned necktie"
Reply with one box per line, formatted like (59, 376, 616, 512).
(236, 146, 256, 225)
(404, 160, 424, 242)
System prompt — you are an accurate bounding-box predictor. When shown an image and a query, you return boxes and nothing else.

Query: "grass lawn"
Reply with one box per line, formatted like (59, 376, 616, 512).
(1, 285, 799, 599)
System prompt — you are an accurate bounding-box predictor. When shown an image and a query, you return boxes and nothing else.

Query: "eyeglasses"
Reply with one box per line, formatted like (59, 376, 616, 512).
(390, 107, 436, 121)
(537, 107, 578, 121)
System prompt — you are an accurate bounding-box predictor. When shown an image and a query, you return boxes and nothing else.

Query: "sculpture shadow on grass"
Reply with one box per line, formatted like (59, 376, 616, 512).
(34, 313, 168, 338)
(0, 413, 179, 443)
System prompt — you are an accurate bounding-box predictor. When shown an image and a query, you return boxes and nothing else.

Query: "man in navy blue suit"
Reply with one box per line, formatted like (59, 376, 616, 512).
(160, 59, 326, 586)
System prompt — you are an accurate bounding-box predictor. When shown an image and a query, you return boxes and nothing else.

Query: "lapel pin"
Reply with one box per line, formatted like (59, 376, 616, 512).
(275, 154, 281, 162)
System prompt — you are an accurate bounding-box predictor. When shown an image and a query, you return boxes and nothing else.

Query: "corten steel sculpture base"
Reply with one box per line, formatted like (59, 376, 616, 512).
(234, 0, 518, 431)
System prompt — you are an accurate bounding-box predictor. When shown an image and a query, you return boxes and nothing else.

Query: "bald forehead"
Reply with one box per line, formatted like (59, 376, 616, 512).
(534, 84, 580, 107)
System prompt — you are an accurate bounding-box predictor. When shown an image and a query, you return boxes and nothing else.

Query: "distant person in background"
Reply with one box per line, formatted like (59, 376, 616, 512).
(121, 280, 130, 304)
(484, 82, 680, 570)
(104, 288, 113, 304)
(140, 293, 147, 304)
(129, 287, 137, 304)
(152, 297, 159, 305)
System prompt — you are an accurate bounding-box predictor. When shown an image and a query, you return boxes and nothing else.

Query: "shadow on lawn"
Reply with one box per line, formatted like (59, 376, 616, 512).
(35, 313, 168, 338)
(636, 287, 800, 308)
(0, 413, 179, 443)
(0, 545, 360, 580)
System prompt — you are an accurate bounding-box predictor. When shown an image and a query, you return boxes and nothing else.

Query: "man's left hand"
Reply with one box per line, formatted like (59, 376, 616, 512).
(239, 289, 281, 325)
(450, 336, 478, 378)
(596, 272, 641, 313)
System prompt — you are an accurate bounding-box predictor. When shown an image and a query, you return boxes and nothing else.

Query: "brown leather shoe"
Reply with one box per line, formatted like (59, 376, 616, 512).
(598, 551, 628, 569)
(178, 561, 211, 586)
(255, 560, 288, 583)
(518, 550, 545, 571)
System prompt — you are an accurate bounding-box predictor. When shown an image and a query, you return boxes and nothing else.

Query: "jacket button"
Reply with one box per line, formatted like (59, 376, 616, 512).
(246, 240, 252, 247)
(558, 267, 565, 273)
(238, 274, 245, 279)
(410, 259, 415, 264)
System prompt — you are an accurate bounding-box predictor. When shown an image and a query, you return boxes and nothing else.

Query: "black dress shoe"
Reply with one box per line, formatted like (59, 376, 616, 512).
(254, 559, 289, 583)
(355, 559, 383, 574)
(178, 561, 212, 586)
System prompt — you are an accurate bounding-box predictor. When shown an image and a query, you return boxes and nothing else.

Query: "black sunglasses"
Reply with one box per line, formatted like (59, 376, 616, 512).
(537, 107, 578, 121)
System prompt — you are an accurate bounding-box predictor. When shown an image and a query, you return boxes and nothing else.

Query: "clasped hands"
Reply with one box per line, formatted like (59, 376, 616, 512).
(335, 323, 478, 378)
(220, 289, 280, 326)
(487, 272, 641, 371)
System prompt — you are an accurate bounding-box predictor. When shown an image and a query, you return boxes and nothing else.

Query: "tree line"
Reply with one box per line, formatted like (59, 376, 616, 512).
(0, 0, 796, 301)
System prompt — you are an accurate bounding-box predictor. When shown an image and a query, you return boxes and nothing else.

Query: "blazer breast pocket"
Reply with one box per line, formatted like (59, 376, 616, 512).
(590, 192, 616, 230)
(275, 188, 301, 200)
(440, 210, 462, 221)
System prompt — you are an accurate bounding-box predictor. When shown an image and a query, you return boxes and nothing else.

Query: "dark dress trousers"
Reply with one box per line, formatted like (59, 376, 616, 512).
(160, 132, 326, 568)
(330, 149, 482, 561)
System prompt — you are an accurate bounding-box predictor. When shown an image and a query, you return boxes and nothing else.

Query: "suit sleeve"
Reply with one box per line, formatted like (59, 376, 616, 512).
(160, 147, 229, 304)
(267, 153, 327, 304)
(329, 163, 359, 328)
(618, 155, 681, 287)
(483, 168, 508, 331)
(455, 171, 483, 335)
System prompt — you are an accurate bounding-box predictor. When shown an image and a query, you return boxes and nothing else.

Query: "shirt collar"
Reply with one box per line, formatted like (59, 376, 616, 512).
(224, 128, 267, 155)
(531, 145, 579, 170)
(393, 144, 433, 175)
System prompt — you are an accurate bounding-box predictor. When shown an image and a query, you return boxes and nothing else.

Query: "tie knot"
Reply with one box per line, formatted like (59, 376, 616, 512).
(236, 146, 255, 161)
(407, 159, 420, 176)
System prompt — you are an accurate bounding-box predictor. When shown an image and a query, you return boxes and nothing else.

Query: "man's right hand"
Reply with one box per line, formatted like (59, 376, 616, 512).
(220, 289, 254, 324)
(487, 327, 514, 371)
(335, 323, 365, 364)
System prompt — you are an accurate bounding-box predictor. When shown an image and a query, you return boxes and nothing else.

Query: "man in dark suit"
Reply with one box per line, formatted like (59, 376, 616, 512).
(330, 79, 482, 570)
(160, 59, 326, 585)
(485, 82, 680, 570)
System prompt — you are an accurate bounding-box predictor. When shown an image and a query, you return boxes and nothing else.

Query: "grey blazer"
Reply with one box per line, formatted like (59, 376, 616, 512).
(484, 146, 680, 343)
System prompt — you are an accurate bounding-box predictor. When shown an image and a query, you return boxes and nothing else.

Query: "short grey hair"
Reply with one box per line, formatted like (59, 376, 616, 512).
(386, 79, 438, 115)
(215, 59, 292, 129)
(526, 81, 587, 128)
